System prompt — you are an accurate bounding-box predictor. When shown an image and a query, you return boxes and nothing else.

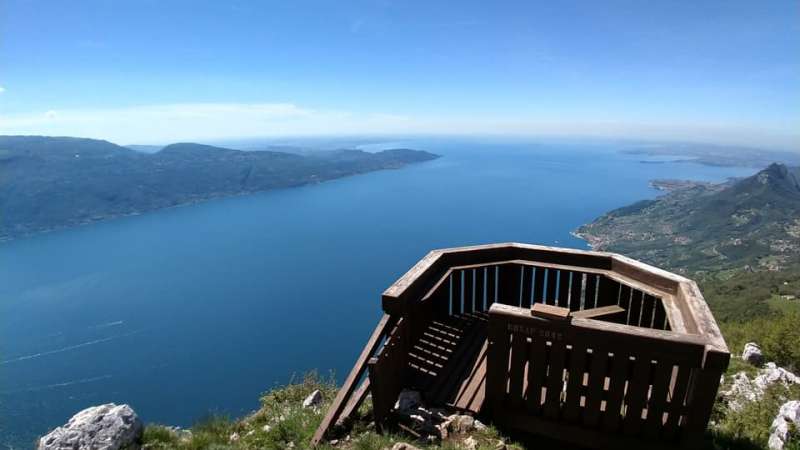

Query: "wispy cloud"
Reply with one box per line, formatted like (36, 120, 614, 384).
(0, 85, 6, 94)
(0, 101, 797, 150)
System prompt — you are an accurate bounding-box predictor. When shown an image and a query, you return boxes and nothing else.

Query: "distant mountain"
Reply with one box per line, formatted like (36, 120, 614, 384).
(623, 143, 800, 168)
(575, 163, 800, 273)
(0, 136, 439, 240)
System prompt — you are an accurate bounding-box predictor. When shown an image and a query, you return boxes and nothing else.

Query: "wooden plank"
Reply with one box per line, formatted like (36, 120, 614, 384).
(682, 351, 728, 447)
(490, 303, 708, 363)
(628, 290, 643, 327)
(526, 335, 549, 415)
(521, 266, 533, 308)
(546, 268, 559, 305)
(571, 305, 625, 320)
(623, 355, 653, 435)
(584, 274, 598, 310)
(337, 378, 370, 426)
(451, 271, 462, 315)
(493, 408, 682, 450)
(467, 375, 487, 413)
(644, 359, 674, 439)
(558, 270, 571, 308)
(312, 314, 396, 445)
(544, 339, 567, 419)
(582, 346, 609, 427)
(563, 342, 588, 422)
(662, 365, 691, 440)
(429, 318, 485, 404)
(475, 267, 486, 312)
(640, 294, 656, 329)
(450, 335, 486, 406)
(486, 318, 510, 414)
(367, 358, 389, 432)
(455, 340, 489, 411)
(533, 266, 546, 304)
(464, 269, 474, 314)
(532, 303, 571, 320)
(569, 272, 583, 312)
(602, 350, 630, 432)
(508, 333, 529, 408)
(486, 265, 497, 307)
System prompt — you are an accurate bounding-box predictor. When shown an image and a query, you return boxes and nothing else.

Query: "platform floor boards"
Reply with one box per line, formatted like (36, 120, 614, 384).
(406, 312, 489, 415)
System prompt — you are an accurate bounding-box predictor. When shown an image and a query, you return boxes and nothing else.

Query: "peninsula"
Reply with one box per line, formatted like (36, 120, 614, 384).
(0, 136, 439, 241)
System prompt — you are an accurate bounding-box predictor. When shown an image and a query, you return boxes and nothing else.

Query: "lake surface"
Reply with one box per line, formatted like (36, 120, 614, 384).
(0, 138, 755, 447)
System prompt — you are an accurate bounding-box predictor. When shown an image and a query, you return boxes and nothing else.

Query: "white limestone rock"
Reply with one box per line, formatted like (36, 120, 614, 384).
(390, 443, 422, 450)
(769, 400, 800, 450)
(755, 363, 800, 392)
(723, 363, 800, 412)
(303, 389, 323, 408)
(38, 403, 143, 450)
(463, 436, 479, 450)
(444, 414, 476, 433)
(742, 342, 764, 366)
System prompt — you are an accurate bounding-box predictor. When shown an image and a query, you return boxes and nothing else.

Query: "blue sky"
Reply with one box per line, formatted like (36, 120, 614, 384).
(1, 0, 799, 148)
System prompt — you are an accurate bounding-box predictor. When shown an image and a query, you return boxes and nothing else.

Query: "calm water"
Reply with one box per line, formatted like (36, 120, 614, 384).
(0, 139, 754, 447)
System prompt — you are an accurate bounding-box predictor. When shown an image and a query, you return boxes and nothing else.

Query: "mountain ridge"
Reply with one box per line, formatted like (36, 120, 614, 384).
(0, 136, 439, 241)
(575, 163, 800, 273)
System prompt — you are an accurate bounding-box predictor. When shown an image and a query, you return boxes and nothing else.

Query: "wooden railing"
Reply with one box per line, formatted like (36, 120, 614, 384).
(410, 260, 671, 331)
(367, 318, 410, 430)
(314, 243, 729, 448)
(485, 303, 722, 449)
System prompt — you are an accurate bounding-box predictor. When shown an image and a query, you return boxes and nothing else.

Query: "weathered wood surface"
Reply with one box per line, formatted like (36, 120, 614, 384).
(312, 314, 397, 445)
(485, 303, 723, 447)
(317, 243, 728, 447)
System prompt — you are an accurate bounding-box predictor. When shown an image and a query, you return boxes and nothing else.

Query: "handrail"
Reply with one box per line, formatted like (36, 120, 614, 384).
(381, 243, 728, 355)
(311, 314, 397, 445)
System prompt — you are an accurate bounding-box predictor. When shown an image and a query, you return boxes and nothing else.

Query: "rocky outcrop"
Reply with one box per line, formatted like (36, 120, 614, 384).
(742, 342, 764, 366)
(722, 363, 800, 411)
(769, 400, 800, 450)
(391, 389, 486, 442)
(38, 404, 143, 450)
(303, 389, 323, 409)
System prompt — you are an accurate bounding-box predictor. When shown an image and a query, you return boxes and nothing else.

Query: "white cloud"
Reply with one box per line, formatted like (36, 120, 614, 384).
(0, 101, 797, 150)
(0, 85, 6, 94)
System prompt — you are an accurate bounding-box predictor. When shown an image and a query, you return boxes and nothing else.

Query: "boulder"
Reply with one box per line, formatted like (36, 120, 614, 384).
(742, 342, 764, 366)
(390, 443, 421, 450)
(723, 372, 759, 412)
(463, 436, 479, 450)
(722, 363, 800, 411)
(755, 363, 800, 391)
(769, 400, 800, 450)
(38, 403, 143, 450)
(303, 389, 323, 408)
(443, 414, 476, 433)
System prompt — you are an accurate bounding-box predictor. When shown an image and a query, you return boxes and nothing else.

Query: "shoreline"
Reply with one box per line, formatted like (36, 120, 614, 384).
(0, 159, 436, 244)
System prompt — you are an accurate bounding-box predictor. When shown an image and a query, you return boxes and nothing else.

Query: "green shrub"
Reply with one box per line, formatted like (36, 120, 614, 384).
(712, 383, 800, 449)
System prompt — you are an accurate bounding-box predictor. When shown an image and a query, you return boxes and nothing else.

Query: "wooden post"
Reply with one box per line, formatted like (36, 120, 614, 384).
(681, 349, 729, 447)
(486, 306, 510, 416)
(367, 357, 389, 432)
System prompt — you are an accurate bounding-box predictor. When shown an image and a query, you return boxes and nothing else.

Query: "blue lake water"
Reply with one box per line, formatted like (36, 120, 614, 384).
(0, 138, 755, 447)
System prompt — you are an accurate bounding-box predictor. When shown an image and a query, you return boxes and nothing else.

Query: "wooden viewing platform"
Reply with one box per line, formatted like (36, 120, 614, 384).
(312, 243, 730, 449)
